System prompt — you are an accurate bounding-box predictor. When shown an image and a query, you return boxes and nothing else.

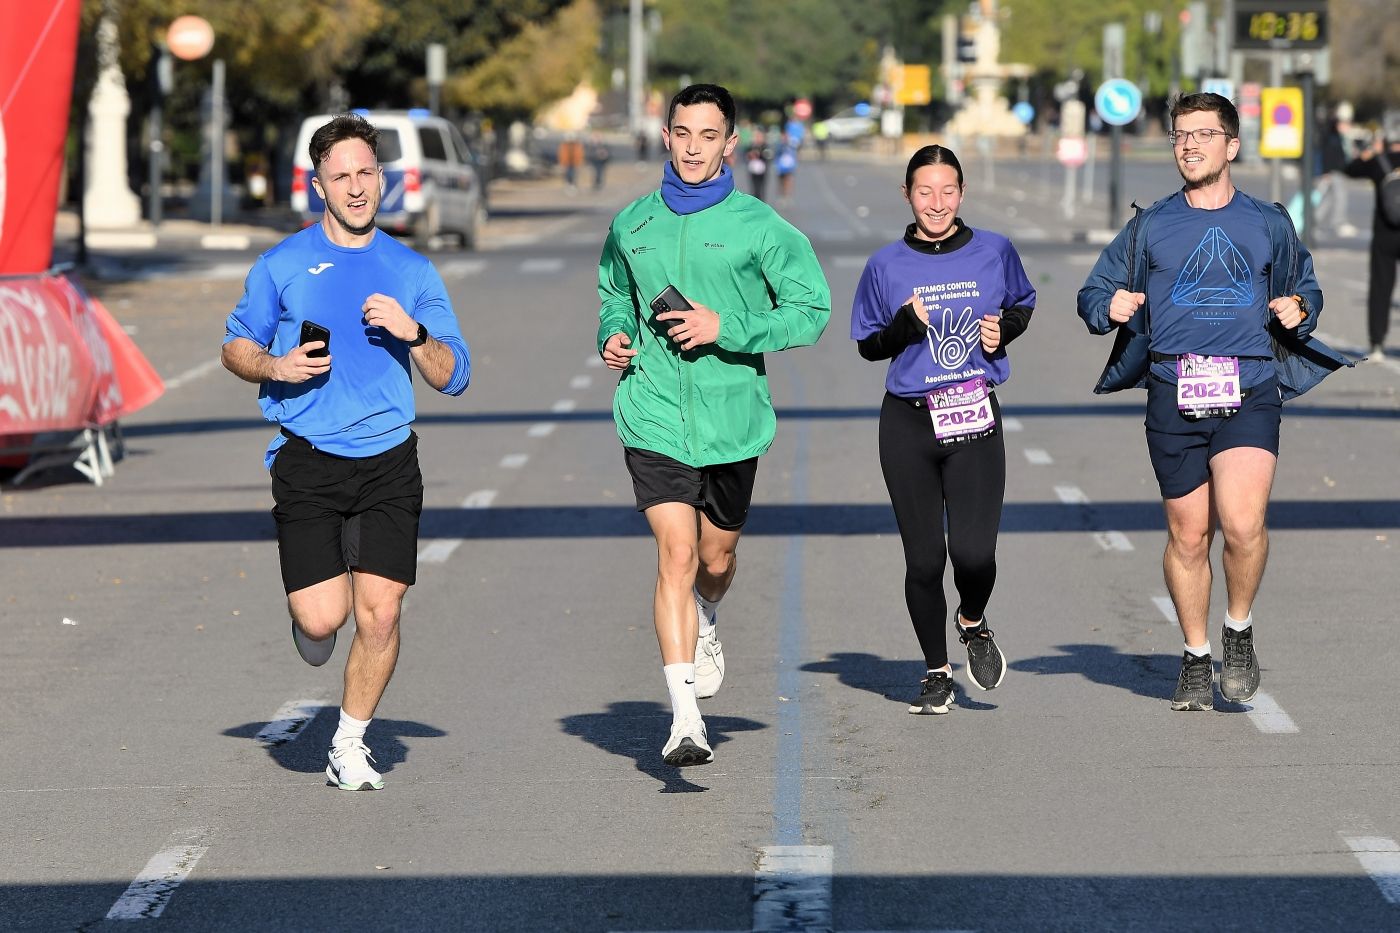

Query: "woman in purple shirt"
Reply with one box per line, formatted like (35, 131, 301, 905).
(850, 145, 1036, 715)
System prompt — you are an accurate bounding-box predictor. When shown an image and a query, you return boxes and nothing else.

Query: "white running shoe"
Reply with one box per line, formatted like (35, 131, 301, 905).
(661, 716, 714, 767)
(326, 739, 385, 790)
(693, 594, 725, 698)
(292, 619, 336, 667)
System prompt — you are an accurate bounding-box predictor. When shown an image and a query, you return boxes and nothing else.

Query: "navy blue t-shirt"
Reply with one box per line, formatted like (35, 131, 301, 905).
(1145, 192, 1275, 387)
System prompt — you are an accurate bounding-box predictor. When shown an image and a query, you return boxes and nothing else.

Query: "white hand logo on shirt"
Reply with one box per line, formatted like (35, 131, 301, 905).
(928, 306, 980, 370)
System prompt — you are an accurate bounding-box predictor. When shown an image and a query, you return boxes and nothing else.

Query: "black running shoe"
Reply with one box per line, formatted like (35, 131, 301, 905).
(1170, 652, 1215, 711)
(908, 671, 954, 714)
(1219, 625, 1261, 702)
(958, 618, 1007, 690)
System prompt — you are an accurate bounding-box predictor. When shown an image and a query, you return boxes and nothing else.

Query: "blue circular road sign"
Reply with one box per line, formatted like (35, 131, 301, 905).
(1094, 79, 1143, 127)
(1012, 101, 1035, 125)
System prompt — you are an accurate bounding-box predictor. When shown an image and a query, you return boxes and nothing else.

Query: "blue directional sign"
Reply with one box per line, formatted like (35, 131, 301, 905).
(1012, 101, 1035, 126)
(1094, 78, 1143, 127)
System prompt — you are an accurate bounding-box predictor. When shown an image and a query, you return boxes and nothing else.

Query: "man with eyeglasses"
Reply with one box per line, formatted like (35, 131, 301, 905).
(1077, 93, 1351, 712)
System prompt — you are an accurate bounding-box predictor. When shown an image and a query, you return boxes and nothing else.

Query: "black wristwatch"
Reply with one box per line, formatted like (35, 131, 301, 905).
(407, 322, 429, 347)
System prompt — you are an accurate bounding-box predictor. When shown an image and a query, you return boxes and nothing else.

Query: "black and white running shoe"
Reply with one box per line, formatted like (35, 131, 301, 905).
(1170, 652, 1215, 711)
(1219, 625, 1261, 702)
(908, 671, 954, 715)
(958, 618, 1007, 690)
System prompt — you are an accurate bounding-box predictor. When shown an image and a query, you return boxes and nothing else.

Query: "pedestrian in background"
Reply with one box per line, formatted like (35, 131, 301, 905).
(1078, 93, 1349, 713)
(588, 132, 611, 190)
(774, 134, 798, 206)
(1344, 109, 1400, 359)
(596, 84, 830, 767)
(558, 134, 585, 190)
(745, 132, 770, 202)
(850, 144, 1035, 714)
(221, 113, 472, 790)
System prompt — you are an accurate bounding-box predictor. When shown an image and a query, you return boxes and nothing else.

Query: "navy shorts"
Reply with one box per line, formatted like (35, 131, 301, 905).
(271, 432, 424, 593)
(1145, 376, 1282, 499)
(623, 447, 758, 531)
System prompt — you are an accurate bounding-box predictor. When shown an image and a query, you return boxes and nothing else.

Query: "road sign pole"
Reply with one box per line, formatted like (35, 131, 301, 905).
(1299, 66, 1315, 247)
(1109, 123, 1123, 229)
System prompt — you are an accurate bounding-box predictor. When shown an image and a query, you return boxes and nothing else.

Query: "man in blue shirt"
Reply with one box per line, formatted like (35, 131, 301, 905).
(1078, 94, 1334, 713)
(222, 114, 470, 790)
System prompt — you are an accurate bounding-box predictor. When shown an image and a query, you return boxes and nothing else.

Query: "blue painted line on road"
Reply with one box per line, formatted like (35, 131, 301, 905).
(774, 379, 809, 847)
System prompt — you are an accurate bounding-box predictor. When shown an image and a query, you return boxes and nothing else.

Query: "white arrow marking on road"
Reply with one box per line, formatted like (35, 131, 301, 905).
(106, 828, 210, 920)
(1344, 836, 1400, 905)
(255, 698, 325, 746)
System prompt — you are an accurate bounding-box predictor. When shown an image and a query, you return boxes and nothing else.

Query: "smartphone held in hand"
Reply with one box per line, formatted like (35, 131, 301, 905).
(649, 285, 693, 316)
(299, 320, 330, 358)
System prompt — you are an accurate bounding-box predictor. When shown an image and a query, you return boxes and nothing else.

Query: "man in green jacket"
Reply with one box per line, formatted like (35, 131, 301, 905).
(597, 83, 831, 767)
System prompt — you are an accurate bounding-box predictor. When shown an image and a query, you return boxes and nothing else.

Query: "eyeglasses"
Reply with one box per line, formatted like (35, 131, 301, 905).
(1169, 128, 1233, 146)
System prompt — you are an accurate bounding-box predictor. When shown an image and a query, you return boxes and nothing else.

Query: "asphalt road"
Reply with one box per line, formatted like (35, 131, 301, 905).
(4, 149, 1399, 933)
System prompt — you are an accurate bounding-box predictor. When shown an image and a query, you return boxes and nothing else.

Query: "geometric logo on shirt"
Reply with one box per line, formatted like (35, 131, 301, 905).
(307, 262, 334, 275)
(1170, 227, 1253, 306)
(928, 306, 981, 370)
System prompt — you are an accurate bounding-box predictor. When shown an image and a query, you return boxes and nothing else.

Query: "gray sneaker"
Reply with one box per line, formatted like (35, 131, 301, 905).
(1219, 625, 1261, 702)
(1170, 652, 1215, 711)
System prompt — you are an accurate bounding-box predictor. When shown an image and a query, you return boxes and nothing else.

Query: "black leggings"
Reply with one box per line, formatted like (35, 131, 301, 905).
(878, 392, 1006, 669)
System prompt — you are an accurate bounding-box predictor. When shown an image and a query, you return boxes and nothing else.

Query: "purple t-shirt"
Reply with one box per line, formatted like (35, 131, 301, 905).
(850, 229, 1035, 397)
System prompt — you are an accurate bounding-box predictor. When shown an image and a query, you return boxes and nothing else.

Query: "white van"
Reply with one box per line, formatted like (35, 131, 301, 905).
(291, 109, 486, 249)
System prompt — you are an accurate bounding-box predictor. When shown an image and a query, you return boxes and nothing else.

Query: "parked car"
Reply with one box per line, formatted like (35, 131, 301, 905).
(821, 106, 877, 141)
(291, 109, 486, 249)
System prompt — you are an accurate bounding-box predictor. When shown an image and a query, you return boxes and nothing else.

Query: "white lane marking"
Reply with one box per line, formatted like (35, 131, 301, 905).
(586, 355, 604, 368)
(1343, 835, 1400, 904)
(1001, 416, 1023, 432)
(438, 258, 486, 278)
(1054, 485, 1089, 504)
(462, 489, 497, 509)
(570, 375, 592, 390)
(528, 423, 556, 438)
(417, 539, 462, 564)
(200, 233, 250, 250)
(520, 258, 564, 274)
(105, 828, 210, 920)
(1244, 691, 1299, 734)
(254, 698, 325, 746)
(1024, 448, 1053, 465)
(500, 453, 529, 469)
(1153, 595, 1178, 623)
(832, 255, 867, 269)
(551, 399, 577, 413)
(1093, 531, 1134, 551)
(754, 846, 833, 932)
(163, 358, 222, 391)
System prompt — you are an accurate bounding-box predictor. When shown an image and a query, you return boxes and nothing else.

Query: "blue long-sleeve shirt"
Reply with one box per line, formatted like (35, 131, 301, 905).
(224, 225, 470, 468)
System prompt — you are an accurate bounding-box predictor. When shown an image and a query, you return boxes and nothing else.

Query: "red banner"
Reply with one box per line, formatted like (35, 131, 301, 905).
(0, 1, 81, 275)
(0, 274, 164, 435)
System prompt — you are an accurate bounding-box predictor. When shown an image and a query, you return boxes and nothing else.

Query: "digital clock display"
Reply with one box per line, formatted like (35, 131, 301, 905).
(1234, 3, 1328, 49)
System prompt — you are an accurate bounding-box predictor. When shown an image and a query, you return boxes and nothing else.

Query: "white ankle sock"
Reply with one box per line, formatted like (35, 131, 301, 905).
(926, 665, 952, 677)
(332, 710, 371, 747)
(695, 590, 719, 635)
(1224, 611, 1252, 632)
(1184, 642, 1211, 658)
(664, 663, 700, 722)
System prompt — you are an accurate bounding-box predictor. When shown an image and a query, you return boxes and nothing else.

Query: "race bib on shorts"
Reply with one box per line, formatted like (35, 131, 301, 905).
(926, 377, 996, 445)
(1176, 354, 1241, 418)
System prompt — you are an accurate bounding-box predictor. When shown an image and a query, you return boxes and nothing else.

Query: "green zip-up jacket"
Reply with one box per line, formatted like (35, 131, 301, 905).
(596, 188, 831, 467)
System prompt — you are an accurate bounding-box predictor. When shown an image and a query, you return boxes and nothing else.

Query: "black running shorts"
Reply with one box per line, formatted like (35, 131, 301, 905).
(623, 446, 759, 531)
(270, 432, 424, 593)
(1145, 376, 1282, 500)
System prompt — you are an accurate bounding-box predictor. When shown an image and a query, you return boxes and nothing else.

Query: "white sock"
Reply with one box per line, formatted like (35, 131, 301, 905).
(1224, 611, 1253, 632)
(695, 589, 719, 636)
(664, 663, 700, 722)
(926, 665, 952, 677)
(1184, 642, 1211, 658)
(332, 710, 371, 747)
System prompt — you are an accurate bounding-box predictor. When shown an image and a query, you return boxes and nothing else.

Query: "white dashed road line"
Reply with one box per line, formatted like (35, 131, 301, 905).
(163, 358, 223, 391)
(105, 828, 210, 920)
(528, 423, 557, 438)
(1343, 835, 1400, 905)
(1092, 531, 1134, 551)
(520, 258, 565, 274)
(1023, 448, 1053, 465)
(499, 453, 529, 469)
(1001, 416, 1023, 432)
(570, 375, 593, 390)
(1054, 485, 1089, 504)
(419, 490, 496, 565)
(551, 399, 577, 413)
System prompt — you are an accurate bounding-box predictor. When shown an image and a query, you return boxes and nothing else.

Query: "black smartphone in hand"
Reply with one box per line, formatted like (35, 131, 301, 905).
(299, 320, 330, 358)
(649, 285, 693, 316)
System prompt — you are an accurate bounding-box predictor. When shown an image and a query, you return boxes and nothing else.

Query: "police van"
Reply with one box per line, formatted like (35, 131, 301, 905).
(291, 109, 487, 249)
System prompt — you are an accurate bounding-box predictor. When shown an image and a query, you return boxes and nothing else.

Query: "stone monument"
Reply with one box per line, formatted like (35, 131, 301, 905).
(84, 13, 141, 228)
(945, 0, 1033, 139)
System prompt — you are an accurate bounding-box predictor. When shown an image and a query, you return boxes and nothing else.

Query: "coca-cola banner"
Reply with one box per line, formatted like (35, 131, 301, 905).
(0, 1, 80, 275)
(0, 274, 163, 434)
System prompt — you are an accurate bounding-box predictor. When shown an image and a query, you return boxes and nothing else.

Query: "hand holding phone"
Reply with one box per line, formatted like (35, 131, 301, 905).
(649, 285, 693, 316)
(299, 320, 330, 358)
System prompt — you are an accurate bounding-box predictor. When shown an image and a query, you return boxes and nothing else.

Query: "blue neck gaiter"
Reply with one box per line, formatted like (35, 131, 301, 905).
(660, 161, 735, 215)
